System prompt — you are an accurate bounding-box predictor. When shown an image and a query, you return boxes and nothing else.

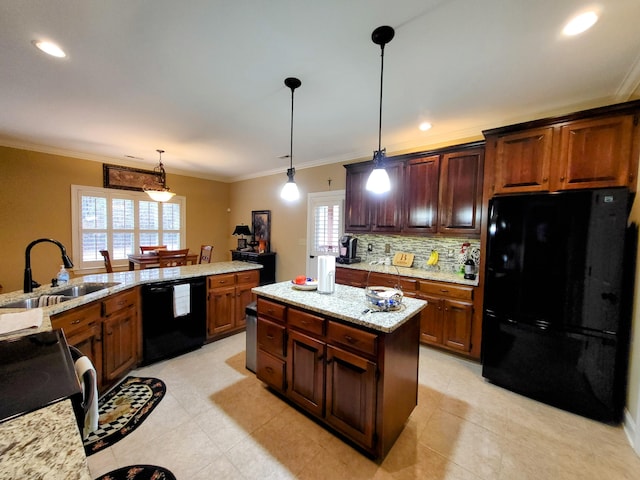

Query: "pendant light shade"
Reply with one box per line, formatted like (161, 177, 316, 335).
(366, 25, 395, 194)
(280, 77, 302, 201)
(144, 149, 176, 202)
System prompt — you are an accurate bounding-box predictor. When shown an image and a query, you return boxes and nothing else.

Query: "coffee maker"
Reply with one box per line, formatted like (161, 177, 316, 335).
(337, 235, 361, 264)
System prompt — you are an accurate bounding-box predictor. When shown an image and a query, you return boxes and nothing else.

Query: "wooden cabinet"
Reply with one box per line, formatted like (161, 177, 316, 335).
(207, 270, 260, 340)
(438, 148, 484, 235)
(403, 155, 439, 234)
(335, 267, 368, 288)
(52, 288, 140, 392)
(486, 107, 640, 195)
(417, 280, 473, 353)
(231, 251, 277, 285)
(344, 142, 484, 237)
(102, 289, 138, 384)
(256, 297, 419, 458)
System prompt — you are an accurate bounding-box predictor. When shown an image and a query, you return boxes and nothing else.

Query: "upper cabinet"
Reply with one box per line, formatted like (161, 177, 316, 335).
(485, 103, 640, 196)
(344, 142, 484, 237)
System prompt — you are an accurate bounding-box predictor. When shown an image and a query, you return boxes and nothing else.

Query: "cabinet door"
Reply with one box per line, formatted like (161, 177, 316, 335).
(493, 127, 553, 193)
(66, 322, 103, 391)
(403, 155, 439, 234)
(103, 304, 138, 382)
(419, 295, 444, 345)
(555, 115, 635, 190)
(235, 282, 256, 328)
(344, 163, 371, 232)
(287, 330, 325, 417)
(438, 148, 484, 235)
(442, 299, 473, 352)
(207, 286, 236, 336)
(371, 160, 404, 233)
(325, 345, 377, 450)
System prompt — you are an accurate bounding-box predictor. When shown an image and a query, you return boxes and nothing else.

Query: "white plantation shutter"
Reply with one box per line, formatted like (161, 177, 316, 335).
(72, 185, 185, 271)
(306, 191, 344, 277)
(313, 203, 341, 254)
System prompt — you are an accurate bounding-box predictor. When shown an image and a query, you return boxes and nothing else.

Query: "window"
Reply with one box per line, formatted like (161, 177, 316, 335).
(306, 191, 344, 276)
(72, 185, 186, 271)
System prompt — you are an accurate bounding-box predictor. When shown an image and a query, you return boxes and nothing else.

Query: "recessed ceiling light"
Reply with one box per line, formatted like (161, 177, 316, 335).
(419, 122, 432, 132)
(562, 11, 599, 36)
(32, 40, 66, 58)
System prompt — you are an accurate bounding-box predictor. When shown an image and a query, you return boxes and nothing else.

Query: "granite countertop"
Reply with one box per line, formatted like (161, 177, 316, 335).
(0, 261, 261, 480)
(253, 281, 427, 333)
(337, 262, 479, 287)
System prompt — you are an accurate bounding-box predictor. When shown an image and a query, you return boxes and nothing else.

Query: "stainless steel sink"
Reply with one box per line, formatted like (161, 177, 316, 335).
(0, 282, 120, 309)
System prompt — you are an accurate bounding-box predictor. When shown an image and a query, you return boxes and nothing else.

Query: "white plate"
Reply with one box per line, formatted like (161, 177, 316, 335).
(291, 280, 318, 291)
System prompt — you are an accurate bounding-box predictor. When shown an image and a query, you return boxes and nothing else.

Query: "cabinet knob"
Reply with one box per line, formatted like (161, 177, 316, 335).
(542, 177, 548, 182)
(560, 176, 565, 181)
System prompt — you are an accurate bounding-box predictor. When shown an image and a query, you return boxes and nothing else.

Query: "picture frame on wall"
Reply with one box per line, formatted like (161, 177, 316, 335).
(103, 163, 163, 192)
(252, 210, 271, 253)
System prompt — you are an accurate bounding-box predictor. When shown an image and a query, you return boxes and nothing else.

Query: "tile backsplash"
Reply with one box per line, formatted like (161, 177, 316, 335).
(351, 233, 480, 274)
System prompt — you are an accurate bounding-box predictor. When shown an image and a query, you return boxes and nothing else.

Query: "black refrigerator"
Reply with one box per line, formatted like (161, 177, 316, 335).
(482, 187, 635, 423)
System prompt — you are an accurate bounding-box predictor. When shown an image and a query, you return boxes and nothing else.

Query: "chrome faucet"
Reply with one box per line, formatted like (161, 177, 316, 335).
(24, 238, 74, 293)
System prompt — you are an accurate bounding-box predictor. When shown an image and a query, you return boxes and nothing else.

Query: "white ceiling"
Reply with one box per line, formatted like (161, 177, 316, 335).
(1, 0, 640, 182)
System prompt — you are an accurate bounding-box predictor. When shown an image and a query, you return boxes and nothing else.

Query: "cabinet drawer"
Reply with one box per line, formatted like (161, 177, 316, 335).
(257, 318, 286, 357)
(367, 272, 417, 292)
(208, 274, 236, 289)
(51, 302, 102, 335)
(418, 281, 473, 300)
(102, 288, 136, 316)
(257, 298, 286, 323)
(327, 321, 378, 357)
(236, 270, 259, 285)
(288, 308, 324, 337)
(257, 350, 286, 392)
(335, 268, 368, 287)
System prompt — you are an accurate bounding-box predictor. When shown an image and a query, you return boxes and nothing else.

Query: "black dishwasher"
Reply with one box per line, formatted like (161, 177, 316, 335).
(141, 277, 206, 365)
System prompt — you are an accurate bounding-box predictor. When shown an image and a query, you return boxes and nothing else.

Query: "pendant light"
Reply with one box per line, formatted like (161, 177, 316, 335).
(144, 149, 176, 202)
(280, 77, 302, 201)
(365, 25, 395, 194)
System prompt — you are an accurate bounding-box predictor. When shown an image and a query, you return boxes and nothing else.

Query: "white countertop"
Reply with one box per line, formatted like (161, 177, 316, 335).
(0, 261, 262, 479)
(253, 281, 427, 333)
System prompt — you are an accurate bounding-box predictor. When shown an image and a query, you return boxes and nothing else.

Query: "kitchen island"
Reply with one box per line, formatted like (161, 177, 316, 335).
(252, 281, 426, 459)
(0, 261, 261, 480)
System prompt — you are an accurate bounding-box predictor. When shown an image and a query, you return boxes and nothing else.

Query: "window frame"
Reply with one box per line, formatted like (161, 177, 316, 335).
(71, 185, 187, 272)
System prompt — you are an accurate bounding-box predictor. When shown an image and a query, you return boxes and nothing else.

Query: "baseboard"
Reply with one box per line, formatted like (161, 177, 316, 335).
(623, 407, 640, 456)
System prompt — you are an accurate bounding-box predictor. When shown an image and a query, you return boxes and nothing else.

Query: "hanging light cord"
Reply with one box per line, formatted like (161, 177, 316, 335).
(290, 84, 295, 170)
(377, 42, 385, 154)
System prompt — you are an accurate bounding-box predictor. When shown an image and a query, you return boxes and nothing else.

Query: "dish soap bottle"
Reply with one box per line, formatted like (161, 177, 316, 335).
(56, 265, 70, 285)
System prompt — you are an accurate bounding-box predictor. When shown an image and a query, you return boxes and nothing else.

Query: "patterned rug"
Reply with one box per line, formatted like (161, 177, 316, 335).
(84, 377, 166, 456)
(95, 464, 176, 480)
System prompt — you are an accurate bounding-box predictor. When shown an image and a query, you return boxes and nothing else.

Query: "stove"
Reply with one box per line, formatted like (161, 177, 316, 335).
(0, 329, 80, 423)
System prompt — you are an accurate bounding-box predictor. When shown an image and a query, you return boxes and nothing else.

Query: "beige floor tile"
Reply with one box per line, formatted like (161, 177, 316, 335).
(87, 333, 640, 480)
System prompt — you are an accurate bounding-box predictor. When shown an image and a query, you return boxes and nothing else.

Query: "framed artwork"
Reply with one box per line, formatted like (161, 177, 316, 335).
(103, 163, 163, 192)
(252, 210, 271, 253)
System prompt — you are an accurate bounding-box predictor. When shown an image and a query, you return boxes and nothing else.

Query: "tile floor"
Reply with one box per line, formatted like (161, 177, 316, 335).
(87, 333, 640, 479)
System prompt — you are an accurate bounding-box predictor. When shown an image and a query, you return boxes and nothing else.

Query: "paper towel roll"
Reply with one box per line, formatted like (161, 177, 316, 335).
(317, 255, 335, 294)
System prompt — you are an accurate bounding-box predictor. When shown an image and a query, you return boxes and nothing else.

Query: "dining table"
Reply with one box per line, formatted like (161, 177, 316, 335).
(127, 251, 199, 270)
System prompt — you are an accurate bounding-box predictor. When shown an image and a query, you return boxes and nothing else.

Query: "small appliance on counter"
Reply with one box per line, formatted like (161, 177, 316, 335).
(336, 235, 361, 264)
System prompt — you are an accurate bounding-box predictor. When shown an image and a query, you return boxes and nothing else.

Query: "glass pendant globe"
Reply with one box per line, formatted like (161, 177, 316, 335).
(366, 168, 391, 194)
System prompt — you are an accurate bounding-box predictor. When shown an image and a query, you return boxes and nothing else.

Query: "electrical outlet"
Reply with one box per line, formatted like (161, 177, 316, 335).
(384, 244, 391, 254)
(367, 243, 373, 252)
(448, 249, 455, 258)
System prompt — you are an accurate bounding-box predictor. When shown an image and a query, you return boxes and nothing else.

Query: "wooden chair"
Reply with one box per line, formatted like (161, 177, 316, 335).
(140, 245, 167, 253)
(199, 245, 213, 264)
(157, 248, 190, 267)
(99, 250, 113, 273)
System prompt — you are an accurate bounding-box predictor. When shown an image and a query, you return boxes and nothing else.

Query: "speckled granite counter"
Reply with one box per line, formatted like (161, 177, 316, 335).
(0, 261, 261, 480)
(252, 281, 426, 333)
(337, 261, 479, 287)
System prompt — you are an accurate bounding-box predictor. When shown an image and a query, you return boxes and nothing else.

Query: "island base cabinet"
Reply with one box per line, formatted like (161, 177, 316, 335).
(255, 295, 420, 459)
(325, 345, 376, 450)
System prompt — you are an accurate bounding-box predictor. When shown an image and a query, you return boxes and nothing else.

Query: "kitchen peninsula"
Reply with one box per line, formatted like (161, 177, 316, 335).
(252, 281, 426, 458)
(0, 261, 261, 480)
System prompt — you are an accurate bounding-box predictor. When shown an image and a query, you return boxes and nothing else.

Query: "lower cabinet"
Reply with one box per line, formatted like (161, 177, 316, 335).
(335, 266, 478, 358)
(207, 270, 259, 340)
(52, 287, 140, 393)
(417, 281, 474, 353)
(256, 296, 419, 458)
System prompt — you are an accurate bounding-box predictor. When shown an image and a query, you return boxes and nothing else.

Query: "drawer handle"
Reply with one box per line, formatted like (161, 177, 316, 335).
(440, 289, 449, 293)
(266, 366, 274, 374)
(268, 309, 274, 314)
(71, 319, 82, 325)
(344, 335, 357, 344)
(266, 334, 274, 340)
(301, 320, 309, 325)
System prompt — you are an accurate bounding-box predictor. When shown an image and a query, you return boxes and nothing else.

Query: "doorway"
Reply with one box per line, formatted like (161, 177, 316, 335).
(306, 191, 345, 278)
